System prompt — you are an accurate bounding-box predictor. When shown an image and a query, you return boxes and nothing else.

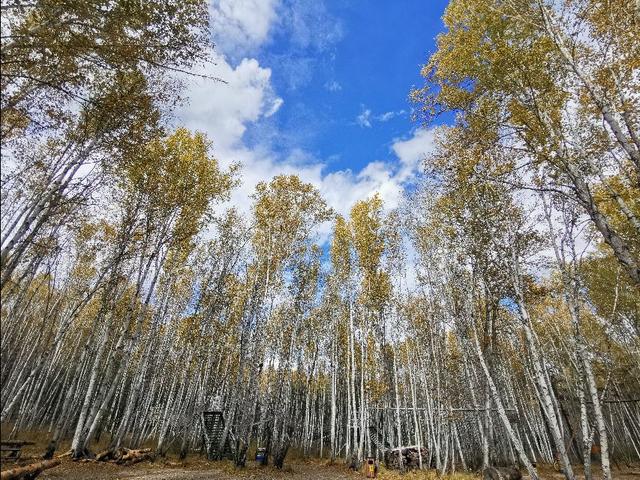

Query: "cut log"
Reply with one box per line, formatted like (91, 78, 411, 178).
(96, 447, 129, 463)
(95, 449, 113, 462)
(120, 452, 153, 466)
(0, 459, 61, 480)
(121, 455, 152, 466)
(115, 448, 153, 466)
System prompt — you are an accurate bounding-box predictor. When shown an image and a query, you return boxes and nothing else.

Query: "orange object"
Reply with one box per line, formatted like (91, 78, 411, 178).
(365, 458, 377, 478)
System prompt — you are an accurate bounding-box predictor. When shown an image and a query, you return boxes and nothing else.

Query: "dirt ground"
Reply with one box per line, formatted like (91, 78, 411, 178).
(3, 458, 370, 480)
(2, 457, 640, 480)
(1, 432, 638, 480)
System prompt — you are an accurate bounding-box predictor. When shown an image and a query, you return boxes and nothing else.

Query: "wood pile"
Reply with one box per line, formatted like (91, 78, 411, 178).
(384, 446, 428, 470)
(94, 448, 153, 466)
(0, 459, 60, 480)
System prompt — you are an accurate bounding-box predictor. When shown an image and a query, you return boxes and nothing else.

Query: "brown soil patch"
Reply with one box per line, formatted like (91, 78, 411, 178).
(1, 459, 636, 480)
(12, 459, 361, 480)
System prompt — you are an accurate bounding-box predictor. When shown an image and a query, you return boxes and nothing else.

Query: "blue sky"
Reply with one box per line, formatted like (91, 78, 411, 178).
(266, 1, 449, 171)
(178, 0, 450, 223)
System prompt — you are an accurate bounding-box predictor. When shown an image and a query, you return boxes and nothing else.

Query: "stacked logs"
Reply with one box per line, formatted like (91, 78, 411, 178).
(384, 446, 429, 470)
(94, 448, 153, 466)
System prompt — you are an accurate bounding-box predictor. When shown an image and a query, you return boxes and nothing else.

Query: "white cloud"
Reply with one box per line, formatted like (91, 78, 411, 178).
(271, 55, 314, 91)
(254, 0, 344, 93)
(317, 129, 436, 219)
(282, 0, 344, 52)
(356, 108, 372, 128)
(391, 128, 435, 180)
(324, 80, 342, 92)
(211, 0, 281, 57)
(377, 110, 405, 122)
(356, 105, 407, 128)
(177, 54, 283, 153)
(175, 9, 434, 246)
(377, 111, 396, 122)
(178, 62, 434, 228)
(264, 98, 284, 117)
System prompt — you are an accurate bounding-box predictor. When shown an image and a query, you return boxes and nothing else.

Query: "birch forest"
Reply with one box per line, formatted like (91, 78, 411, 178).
(1, 1, 639, 479)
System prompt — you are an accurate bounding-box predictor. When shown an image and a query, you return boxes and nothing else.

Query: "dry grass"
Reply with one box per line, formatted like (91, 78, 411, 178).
(375, 466, 478, 480)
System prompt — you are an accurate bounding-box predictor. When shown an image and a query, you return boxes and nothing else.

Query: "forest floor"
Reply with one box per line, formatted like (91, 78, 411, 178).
(1, 433, 639, 479)
(24, 458, 359, 480)
(0, 457, 498, 480)
(2, 456, 640, 480)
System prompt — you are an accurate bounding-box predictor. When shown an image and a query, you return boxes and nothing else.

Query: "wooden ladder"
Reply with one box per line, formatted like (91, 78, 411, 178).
(368, 424, 390, 454)
(202, 411, 232, 460)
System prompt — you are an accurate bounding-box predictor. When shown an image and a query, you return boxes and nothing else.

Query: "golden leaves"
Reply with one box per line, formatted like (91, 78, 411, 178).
(330, 195, 392, 311)
(252, 174, 332, 276)
(1, 0, 210, 145)
(124, 128, 236, 248)
(331, 215, 352, 280)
